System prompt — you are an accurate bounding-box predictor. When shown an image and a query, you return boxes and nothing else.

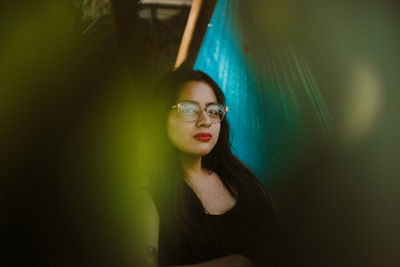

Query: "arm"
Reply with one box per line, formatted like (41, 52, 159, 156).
(132, 188, 160, 267)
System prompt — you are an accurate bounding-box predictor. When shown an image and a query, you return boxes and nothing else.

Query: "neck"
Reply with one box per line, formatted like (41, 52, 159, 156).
(179, 153, 207, 181)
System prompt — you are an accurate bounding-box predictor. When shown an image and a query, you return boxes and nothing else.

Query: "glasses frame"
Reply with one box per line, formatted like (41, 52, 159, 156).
(171, 101, 229, 123)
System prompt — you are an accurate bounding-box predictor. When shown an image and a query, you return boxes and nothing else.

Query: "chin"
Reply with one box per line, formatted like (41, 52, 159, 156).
(185, 147, 213, 157)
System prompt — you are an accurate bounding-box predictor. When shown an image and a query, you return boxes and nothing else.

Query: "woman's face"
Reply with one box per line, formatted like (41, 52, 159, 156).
(167, 81, 221, 157)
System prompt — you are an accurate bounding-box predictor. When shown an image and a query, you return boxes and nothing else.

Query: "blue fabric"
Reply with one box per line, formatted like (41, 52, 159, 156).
(194, 0, 332, 184)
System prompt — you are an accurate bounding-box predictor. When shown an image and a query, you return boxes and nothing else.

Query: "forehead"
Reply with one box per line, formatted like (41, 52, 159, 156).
(176, 81, 217, 104)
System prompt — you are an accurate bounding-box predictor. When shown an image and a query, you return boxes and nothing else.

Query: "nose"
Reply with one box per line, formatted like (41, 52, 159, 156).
(196, 110, 211, 127)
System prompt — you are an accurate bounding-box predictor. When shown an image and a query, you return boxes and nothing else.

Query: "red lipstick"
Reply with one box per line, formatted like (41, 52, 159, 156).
(194, 133, 212, 141)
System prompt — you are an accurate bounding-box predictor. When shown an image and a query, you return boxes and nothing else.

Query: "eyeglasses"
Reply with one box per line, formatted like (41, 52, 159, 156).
(171, 101, 228, 123)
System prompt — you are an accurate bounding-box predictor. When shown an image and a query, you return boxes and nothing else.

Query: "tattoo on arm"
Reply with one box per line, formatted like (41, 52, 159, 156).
(146, 246, 158, 265)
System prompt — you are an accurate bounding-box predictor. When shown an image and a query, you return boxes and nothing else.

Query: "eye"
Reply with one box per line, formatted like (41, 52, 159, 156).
(208, 109, 219, 116)
(181, 108, 198, 115)
(207, 105, 222, 118)
(179, 102, 200, 115)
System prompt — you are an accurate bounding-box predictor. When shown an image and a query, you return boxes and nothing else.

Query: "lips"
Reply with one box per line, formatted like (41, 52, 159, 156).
(194, 133, 212, 141)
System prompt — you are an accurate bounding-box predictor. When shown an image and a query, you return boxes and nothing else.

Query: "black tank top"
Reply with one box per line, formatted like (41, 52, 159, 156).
(157, 183, 278, 266)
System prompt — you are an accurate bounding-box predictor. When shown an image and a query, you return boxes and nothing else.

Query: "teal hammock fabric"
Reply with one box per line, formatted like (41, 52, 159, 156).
(194, 0, 332, 184)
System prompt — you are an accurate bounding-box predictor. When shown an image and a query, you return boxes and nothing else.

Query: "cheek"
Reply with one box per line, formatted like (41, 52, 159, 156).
(167, 117, 191, 148)
(211, 125, 221, 145)
(214, 124, 221, 136)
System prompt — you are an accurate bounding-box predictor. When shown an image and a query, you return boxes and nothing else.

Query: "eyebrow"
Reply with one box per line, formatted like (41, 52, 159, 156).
(180, 100, 219, 106)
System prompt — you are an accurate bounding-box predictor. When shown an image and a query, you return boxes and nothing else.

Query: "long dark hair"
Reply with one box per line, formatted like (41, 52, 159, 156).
(145, 68, 276, 261)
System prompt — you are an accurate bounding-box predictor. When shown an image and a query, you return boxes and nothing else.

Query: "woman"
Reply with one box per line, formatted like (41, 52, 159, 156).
(136, 68, 280, 267)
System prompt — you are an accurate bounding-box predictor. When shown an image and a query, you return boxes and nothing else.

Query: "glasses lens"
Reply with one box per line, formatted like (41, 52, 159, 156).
(178, 102, 200, 121)
(207, 104, 226, 122)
